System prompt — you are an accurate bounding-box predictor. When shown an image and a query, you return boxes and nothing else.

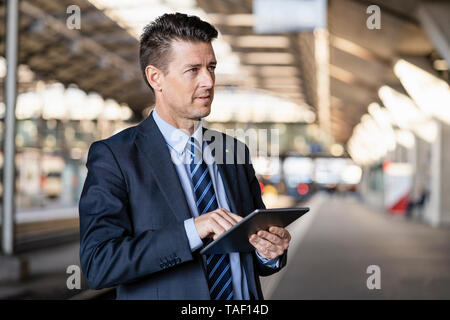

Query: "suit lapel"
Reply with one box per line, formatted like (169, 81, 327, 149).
(135, 111, 191, 222)
(217, 164, 241, 214)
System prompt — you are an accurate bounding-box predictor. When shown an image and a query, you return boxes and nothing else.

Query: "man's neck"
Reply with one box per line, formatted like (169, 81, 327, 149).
(154, 106, 200, 136)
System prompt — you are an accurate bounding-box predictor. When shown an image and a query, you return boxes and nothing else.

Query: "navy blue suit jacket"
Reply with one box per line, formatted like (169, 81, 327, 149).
(79, 111, 287, 299)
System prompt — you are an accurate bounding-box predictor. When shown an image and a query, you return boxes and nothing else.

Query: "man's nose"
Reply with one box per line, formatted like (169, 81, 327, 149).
(199, 68, 214, 88)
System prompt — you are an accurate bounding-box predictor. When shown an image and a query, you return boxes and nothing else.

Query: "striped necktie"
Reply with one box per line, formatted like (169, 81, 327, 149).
(188, 136, 234, 300)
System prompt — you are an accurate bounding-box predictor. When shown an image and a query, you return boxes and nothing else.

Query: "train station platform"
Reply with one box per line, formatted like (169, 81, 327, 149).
(1, 192, 449, 299)
(262, 192, 450, 299)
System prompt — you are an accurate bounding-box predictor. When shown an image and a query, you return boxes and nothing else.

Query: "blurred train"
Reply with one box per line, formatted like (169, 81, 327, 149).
(253, 155, 362, 203)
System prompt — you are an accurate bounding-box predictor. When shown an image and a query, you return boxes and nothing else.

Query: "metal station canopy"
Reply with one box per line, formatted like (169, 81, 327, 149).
(1, 0, 448, 143)
(196, 0, 447, 143)
(0, 0, 153, 118)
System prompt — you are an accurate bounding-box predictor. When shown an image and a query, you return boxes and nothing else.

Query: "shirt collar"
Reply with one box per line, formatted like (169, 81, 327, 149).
(152, 107, 203, 156)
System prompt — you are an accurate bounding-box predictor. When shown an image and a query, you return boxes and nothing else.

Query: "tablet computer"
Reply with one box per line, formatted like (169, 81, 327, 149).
(199, 207, 309, 255)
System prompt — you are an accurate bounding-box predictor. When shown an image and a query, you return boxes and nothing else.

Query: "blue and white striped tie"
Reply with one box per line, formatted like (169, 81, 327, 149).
(188, 137, 234, 300)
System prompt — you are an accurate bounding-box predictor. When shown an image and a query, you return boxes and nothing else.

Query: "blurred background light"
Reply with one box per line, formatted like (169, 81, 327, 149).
(394, 59, 450, 125)
(379, 85, 438, 143)
(207, 88, 316, 124)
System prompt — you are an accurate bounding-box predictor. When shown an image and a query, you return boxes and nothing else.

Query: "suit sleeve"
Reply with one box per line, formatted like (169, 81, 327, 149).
(244, 145, 288, 277)
(79, 141, 193, 290)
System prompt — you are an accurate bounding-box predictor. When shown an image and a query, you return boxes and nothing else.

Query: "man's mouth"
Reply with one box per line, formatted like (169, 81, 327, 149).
(195, 95, 210, 100)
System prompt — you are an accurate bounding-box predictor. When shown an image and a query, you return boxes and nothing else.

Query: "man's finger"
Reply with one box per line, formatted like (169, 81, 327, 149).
(211, 213, 234, 232)
(221, 209, 243, 223)
(257, 230, 283, 245)
(250, 234, 278, 252)
(208, 216, 227, 237)
(269, 226, 291, 240)
(249, 235, 281, 259)
(216, 209, 240, 226)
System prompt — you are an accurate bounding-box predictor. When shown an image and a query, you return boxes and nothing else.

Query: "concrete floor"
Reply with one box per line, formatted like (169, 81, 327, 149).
(0, 242, 86, 299)
(2, 192, 449, 300)
(261, 192, 450, 300)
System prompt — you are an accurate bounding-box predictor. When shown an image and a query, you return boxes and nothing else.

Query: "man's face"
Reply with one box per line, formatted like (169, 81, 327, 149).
(159, 40, 216, 121)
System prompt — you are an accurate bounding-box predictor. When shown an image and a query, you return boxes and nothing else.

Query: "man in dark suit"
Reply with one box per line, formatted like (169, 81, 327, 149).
(79, 13, 291, 300)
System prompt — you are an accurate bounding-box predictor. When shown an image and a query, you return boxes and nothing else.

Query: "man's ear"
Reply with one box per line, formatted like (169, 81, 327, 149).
(145, 65, 163, 92)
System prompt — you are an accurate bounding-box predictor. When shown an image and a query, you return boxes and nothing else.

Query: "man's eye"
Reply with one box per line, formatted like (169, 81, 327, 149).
(209, 66, 216, 71)
(189, 68, 197, 72)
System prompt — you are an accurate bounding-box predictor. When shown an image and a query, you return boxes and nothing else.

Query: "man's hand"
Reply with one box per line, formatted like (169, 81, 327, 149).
(194, 208, 243, 240)
(249, 226, 291, 260)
